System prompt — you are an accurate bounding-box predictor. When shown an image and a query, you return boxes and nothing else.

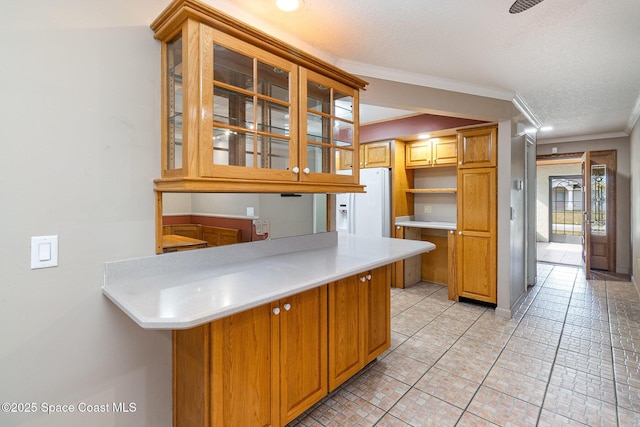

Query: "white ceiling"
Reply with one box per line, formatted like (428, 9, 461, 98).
(223, 0, 640, 143)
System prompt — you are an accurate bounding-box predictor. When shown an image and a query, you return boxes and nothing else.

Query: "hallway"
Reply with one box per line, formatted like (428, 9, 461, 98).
(289, 263, 640, 426)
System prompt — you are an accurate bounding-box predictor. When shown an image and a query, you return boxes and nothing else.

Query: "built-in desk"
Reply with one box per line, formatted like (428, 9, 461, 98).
(162, 234, 208, 252)
(395, 216, 457, 300)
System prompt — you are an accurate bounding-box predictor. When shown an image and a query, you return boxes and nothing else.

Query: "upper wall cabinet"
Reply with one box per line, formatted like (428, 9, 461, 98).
(457, 125, 497, 168)
(151, 0, 367, 193)
(405, 135, 457, 169)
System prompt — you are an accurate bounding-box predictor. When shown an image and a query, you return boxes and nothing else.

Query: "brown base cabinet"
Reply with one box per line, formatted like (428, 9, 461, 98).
(173, 266, 392, 426)
(328, 266, 391, 391)
(174, 286, 327, 427)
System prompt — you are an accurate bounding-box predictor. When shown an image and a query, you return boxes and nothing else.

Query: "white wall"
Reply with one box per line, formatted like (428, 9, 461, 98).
(630, 123, 640, 293)
(0, 1, 174, 425)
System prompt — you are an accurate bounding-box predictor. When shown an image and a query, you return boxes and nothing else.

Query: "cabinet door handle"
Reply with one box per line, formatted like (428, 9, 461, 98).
(292, 166, 300, 174)
(273, 307, 280, 315)
(302, 167, 310, 174)
(366, 274, 372, 281)
(283, 303, 291, 311)
(360, 276, 367, 283)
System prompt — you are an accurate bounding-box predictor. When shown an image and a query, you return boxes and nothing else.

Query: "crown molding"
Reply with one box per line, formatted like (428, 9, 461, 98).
(337, 59, 514, 101)
(537, 131, 629, 145)
(626, 91, 640, 134)
(512, 93, 542, 128)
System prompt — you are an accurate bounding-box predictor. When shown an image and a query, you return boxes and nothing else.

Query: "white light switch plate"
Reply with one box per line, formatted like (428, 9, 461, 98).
(31, 235, 58, 269)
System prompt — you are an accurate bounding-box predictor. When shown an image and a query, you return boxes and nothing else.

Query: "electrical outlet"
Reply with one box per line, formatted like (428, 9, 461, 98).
(423, 205, 432, 214)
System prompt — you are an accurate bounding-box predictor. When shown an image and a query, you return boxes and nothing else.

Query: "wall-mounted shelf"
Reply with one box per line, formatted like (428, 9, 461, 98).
(405, 188, 457, 194)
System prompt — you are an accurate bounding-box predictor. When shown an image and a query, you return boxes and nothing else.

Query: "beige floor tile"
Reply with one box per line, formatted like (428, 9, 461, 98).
(504, 336, 559, 363)
(616, 382, 640, 413)
(537, 409, 587, 426)
(559, 333, 615, 361)
(391, 312, 430, 336)
(512, 321, 562, 347)
(462, 324, 513, 348)
(554, 347, 614, 381)
(542, 383, 617, 426)
(449, 335, 505, 363)
(613, 347, 640, 388)
(303, 389, 384, 426)
(392, 336, 449, 366)
(412, 324, 460, 349)
(434, 349, 494, 383)
(524, 305, 567, 322)
(549, 365, 616, 404)
(467, 386, 540, 426)
(414, 366, 480, 409)
(495, 349, 554, 382)
(455, 411, 500, 426)
(561, 323, 612, 345)
(428, 314, 474, 336)
(483, 365, 548, 406)
(617, 406, 640, 427)
(343, 368, 410, 411)
(373, 413, 412, 427)
(564, 313, 611, 332)
(371, 351, 430, 386)
(388, 388, 463, 427)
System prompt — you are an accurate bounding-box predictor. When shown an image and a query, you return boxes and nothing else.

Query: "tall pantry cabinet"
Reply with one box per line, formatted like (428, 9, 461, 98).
(456, 125, 497, 304)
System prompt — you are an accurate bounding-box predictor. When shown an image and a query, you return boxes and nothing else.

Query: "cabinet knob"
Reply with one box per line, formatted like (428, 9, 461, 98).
(302, 167, 310, 174)
(458, 161, 463, 165)
(273, 307, 280, 315)
(458, 231, 462, 235)
(360, 276, 367, 283)
(366, 274, 372, 281)
(283, 303, 291, 311)
(292, 166, 300, 174)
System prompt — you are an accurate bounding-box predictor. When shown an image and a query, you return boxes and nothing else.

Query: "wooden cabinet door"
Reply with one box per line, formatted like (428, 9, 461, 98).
(328, 274, 363, 390)
(432, 136, 458, 166)
(279, 286, 327, 424)
(210, 304, 277, 427)
(457, 125, 497, 168)
(405, 141, 432, 168)
(456, 167, 497, 303)
(362, 266, 391, 363)
(363, 141, 391, 168)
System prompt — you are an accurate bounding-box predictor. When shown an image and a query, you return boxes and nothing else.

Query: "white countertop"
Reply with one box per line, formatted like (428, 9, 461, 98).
(395, 216, 456, 230)
(102, 232, 434, 330)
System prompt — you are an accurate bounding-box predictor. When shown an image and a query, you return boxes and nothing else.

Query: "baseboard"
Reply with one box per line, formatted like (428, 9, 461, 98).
(633, 274, 640, 300)
(494, 306, 512, 319)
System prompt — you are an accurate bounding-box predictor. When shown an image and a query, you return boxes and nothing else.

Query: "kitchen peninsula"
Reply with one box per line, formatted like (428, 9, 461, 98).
(103, 231, 434, 426)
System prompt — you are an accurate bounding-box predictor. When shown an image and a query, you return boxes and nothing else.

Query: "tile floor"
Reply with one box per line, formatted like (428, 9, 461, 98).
(288, 263, 640, 426)
(537, 242, 583, 266)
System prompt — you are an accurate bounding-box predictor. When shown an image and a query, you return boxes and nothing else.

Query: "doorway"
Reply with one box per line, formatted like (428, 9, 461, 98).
(549, 175, 582, 244)
(536, 150, 617, 274)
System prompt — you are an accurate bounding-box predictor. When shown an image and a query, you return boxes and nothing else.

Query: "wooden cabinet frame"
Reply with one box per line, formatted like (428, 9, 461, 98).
(151, 0, 367, 193)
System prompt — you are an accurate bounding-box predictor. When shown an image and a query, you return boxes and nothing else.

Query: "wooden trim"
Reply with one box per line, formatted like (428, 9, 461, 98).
(151, 0, 367, 90)
(154, 177, 365, 193)
(155, 192, 164, 254)
(405, 188, 457, 193)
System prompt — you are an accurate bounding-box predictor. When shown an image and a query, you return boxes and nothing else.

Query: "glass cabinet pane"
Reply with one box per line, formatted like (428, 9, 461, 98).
(334, 120, 353, 147)
(214, 87, 255, 129)
(210, 40, 293, 174)
(213, 44, 253, 90)
(166, 35, 183, 170)
(306, 113, 330, 144)
(307, 80, 331, 113)
(257, 100, 288, 136)
(307, 145, 330, 173)
(257, 61, 289, 102)
(334, 91, 353, 122)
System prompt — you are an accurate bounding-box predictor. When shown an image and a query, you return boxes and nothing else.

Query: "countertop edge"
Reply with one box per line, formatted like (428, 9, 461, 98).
(102, 234, 434, 330)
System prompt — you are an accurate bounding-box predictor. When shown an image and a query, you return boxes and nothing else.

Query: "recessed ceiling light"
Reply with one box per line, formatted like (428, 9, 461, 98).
(276, 0, 300, 12)
(540, 126, 553, 131)
(418, 133, 431, 140)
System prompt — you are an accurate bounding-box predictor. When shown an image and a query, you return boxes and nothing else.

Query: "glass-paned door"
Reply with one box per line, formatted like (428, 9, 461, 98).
(581, 150, 617, 274)
(200, 27, 298, 181)
(549, 176, 582, 243)
(299, 68, 359, 185)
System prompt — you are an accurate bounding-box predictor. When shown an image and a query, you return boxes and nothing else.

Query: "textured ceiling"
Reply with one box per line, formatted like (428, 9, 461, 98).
(221, 0, 640, 142)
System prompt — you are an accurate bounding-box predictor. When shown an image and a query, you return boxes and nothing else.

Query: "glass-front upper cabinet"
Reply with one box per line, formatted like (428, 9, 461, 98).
(300, 68, 359, 185)
(152, 0, 367, 192)
(199, 28, 299, 182)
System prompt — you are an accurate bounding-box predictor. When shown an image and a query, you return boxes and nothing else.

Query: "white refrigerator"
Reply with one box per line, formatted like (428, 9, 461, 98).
(336, 168, 391, 238)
